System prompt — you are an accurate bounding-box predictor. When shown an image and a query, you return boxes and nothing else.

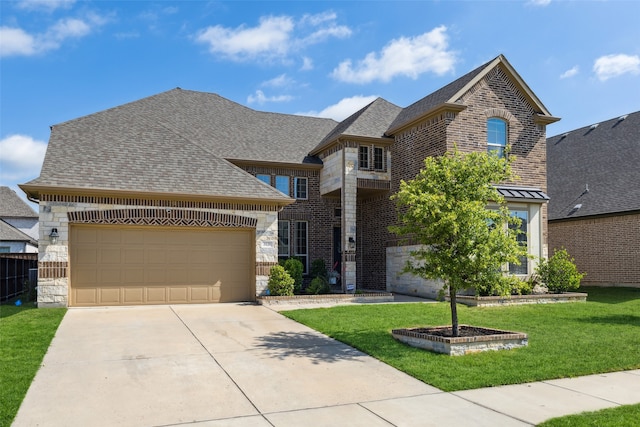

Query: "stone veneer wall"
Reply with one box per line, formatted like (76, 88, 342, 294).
(37, 194, 280, 307)
(549, 213, 640, 287)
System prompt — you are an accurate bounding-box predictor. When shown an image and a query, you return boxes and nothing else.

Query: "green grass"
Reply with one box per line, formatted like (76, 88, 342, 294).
(282, 287, 640, 392)
(0, 298, 66, 427)
(539, 403, 640, 426)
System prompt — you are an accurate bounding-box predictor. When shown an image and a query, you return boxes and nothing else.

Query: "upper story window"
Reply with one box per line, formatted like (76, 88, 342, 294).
(359, 146, 369, 169)
(487, 118, 507, 158)
(256, 174, 271, 185)
(359, 145, 386, 171)
(294, 177, 308, 200)
(275, 175, 289, 196)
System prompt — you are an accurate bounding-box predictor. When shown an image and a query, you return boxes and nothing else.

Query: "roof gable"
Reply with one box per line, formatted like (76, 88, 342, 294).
(0, 187, 37, 218)
(310, 98, 401, 155)
(547, 111, 640, 220)
(0, 219, 37, 245)
(387, 54, 558, 134)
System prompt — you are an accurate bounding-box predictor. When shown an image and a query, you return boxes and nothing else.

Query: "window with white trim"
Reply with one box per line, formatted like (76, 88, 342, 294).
(358, 146, 369, 169)
(487, 118, 507, 158)
(509, 209, 529, 275)
(278, 220, 290, 262)
(359, 145, 386, 171)
(294, 221, 308, 274)
(294, 177, 308, 200)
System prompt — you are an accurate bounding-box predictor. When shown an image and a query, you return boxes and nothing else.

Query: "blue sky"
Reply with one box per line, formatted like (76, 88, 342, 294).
(1, 0, 639, 205)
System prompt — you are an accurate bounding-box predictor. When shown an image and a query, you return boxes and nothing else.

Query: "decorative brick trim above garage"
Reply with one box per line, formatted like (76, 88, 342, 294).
(68, 208, 257, 228)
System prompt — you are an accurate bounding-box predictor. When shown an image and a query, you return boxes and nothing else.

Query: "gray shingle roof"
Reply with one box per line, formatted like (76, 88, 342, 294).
(24, 89, 338, 201)
(547, 111, 640, 220)
(387, 58, 492, 133)
(310, 98, 401, 154)
(0, 187, 38, 218)
(0, 219, 37, 245)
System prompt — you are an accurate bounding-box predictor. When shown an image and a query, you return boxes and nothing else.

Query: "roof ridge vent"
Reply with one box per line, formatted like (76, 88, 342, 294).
(590, 123, 599, 129)
(618, 114, 628, 121)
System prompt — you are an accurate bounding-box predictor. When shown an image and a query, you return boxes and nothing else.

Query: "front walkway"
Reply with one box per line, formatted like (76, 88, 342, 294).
(13, 303, 640, 426)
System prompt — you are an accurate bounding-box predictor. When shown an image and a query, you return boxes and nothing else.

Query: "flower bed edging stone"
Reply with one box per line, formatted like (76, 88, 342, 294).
(257, 291, 394, 307)
(392, 325, 528, 356)
(452, 292, 588, 307)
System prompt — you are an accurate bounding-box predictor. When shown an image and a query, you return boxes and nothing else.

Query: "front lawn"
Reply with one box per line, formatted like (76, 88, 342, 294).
(0, 300, 66, 427)
(539, 403, 640, 426)
(282, 287, 640, 392)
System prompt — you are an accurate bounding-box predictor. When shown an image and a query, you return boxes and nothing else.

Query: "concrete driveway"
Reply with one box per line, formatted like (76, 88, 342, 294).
(12, 303, 532, 427)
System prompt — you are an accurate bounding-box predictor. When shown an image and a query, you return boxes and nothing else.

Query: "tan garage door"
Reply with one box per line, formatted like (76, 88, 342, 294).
(70, 225, 254, 306)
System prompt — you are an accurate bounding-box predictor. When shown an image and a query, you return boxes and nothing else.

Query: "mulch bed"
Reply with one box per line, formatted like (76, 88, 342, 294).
(410, 325, 508, 338)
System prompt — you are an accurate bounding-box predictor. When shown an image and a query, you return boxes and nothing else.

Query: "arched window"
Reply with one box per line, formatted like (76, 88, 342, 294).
(487, 118, 507, 157)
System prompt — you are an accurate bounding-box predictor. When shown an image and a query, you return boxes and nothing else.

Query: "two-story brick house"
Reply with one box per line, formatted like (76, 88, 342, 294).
(21, 54, 559, 307)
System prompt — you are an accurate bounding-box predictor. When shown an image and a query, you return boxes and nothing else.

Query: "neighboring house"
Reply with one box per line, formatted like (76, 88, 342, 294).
(20, 54, 559, 307)
(547, 111, 640, 287)
(0, 187, 39, 253)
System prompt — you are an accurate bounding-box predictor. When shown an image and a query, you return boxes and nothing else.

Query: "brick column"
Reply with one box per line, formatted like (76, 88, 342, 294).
(342, 146, 358, 293)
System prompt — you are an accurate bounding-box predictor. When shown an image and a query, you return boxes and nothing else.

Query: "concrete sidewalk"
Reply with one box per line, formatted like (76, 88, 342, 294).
(12, 303, 640, 427)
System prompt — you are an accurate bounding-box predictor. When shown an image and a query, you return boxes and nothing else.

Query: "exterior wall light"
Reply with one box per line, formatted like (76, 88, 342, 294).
(49, 228, 59, 244)
(348, 236, 356, 251)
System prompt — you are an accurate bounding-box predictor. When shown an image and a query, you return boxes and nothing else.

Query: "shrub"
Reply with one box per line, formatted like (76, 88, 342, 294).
(508, 276, 533, 295)
(310, 259, 328, 280)
(306, 276, 331, 295)
(536, 248, 585, 293)
(267, 265, 295, 296)
(282, 258, 304, 294)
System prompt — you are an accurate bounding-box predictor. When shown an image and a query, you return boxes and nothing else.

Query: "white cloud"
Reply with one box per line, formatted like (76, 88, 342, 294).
(331, 26, 456, 84)
(301, 56, 313, 71)
(195, 12, 351, 62)
(0, 27, 37, 56)
(17, 0, 75, 11)
(261, 74, 294, 88)
(0, 135, 47, 181)
(0, 14, 106, 57)
(527, 0, 551, 6)
(560, 66, 579, 79)
(593, 54, 640, 81)
(297, 95, 378, 121)
(247, 90, 294, 105)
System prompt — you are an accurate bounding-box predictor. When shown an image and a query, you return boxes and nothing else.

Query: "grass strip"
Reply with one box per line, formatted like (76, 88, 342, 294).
(538, 403, 640, 426)
(0, 300, 66, 427)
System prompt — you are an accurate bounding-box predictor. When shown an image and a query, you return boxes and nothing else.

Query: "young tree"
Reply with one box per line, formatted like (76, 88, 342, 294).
(390, 149, 527, 336)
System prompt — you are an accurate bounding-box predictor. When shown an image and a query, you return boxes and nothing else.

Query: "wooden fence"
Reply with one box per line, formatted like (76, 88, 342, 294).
(1, 253, 38, 302)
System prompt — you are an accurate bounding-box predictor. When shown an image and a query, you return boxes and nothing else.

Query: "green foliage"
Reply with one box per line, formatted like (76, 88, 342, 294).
(536, 248, 585, 293)
(267, 265, 295, 296)
(306, 276, 331, 295)
(475, 275, 532, 296)
(310, 259, 328, 280)
(389, 148, 527, 332)
(282, 258, 304, 294)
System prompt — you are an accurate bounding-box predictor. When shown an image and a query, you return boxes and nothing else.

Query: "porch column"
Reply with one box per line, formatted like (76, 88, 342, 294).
(341, 145, 358, 293)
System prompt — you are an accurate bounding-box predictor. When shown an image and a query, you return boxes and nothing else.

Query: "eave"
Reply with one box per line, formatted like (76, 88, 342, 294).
(18, 184, 294, 207)
(309, 134, 394, 157)
(227, 158, 324, 171)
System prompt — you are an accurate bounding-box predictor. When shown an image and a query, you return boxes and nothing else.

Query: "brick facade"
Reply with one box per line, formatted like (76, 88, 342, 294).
(549, 213, 640, 286)
(360, 64, 550, 290)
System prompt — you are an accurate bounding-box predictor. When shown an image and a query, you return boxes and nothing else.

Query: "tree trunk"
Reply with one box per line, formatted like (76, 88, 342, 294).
(449, 285, 459, 337)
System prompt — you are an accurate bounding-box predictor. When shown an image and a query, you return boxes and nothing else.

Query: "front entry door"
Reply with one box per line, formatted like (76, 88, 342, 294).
(332, 227, 341, 286)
